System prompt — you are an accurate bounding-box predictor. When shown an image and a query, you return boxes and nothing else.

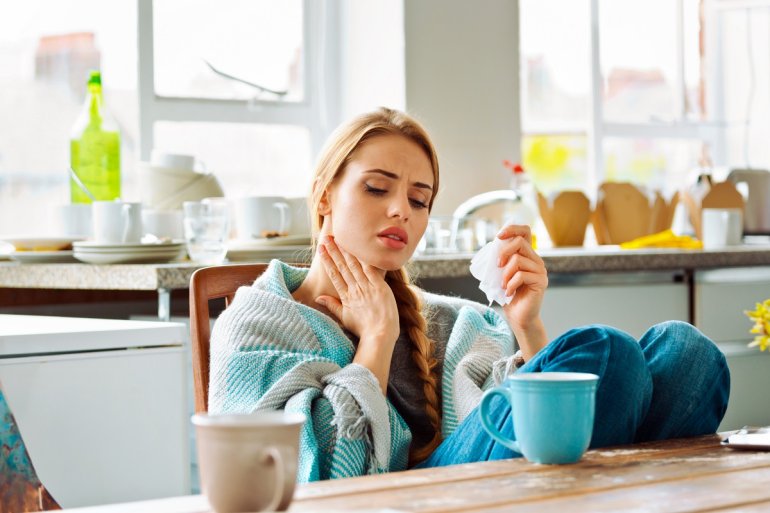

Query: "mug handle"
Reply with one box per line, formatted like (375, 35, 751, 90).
(120, 203, 133, 244)
(261, 446, 288, 512)
(274, 202, 291, 234)
(479, 386, 522, 454)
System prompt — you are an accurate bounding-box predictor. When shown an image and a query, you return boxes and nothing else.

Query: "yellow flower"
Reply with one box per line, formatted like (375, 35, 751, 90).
(744, 300, 770, 352)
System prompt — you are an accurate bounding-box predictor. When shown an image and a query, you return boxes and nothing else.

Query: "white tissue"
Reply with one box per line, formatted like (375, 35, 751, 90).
(469, 237, 513, 307)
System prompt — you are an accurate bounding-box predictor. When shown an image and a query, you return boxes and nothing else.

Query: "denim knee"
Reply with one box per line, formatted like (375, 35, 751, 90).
(641, 321, 728, 371)
(539, 324, 648, 381)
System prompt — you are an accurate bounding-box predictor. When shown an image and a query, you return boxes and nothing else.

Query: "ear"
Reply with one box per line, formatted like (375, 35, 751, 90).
(318, 187, 332, 216)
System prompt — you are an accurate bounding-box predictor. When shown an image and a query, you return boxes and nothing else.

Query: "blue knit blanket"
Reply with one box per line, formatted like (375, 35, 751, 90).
(208, 260, 516, 481)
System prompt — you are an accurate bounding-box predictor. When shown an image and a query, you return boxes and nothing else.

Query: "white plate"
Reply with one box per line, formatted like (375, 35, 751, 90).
(74, 248, 185, 265)
(1, 237, 85, 251)
(227, 245, 312, 263)
(74, 240, 184, 250)
(9, 250, 79, 263)
(73, 245, 185, 254)
(230, 235, 312, 248)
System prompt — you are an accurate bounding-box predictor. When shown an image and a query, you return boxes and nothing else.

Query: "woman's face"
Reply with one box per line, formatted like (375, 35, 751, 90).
(320, 134, 435, 271)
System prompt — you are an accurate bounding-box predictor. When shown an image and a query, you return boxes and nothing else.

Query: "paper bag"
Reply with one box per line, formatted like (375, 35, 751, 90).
(537, 190, 591, 247)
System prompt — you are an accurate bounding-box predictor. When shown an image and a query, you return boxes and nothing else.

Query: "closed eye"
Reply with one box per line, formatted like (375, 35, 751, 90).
(409, 198, 428, 209)
(364, 184, 387, 196)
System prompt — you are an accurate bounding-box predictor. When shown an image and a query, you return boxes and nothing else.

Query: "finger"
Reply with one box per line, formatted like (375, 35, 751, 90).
(337, 244, 371, 285)
(323, 237, 358, 288)
(505, 271, 549, 297)
(497, 236, 543, 268)
(500, 254, 544, 288)
(497, 224, 532, 244)
(318, 244, 348, 295)
(316, 295, 343, 321)
(361, 262, 385, 283)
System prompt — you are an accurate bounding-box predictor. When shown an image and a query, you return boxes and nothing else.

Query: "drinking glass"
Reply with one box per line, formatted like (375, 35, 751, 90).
(183, 198, 229, 264)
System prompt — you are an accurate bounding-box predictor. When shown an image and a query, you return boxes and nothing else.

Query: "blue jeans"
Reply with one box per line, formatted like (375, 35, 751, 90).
(418, 321, 730, 467)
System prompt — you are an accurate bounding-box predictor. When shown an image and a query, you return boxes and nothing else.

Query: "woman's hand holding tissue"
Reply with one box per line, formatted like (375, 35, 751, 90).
(497, 224, 549, 360)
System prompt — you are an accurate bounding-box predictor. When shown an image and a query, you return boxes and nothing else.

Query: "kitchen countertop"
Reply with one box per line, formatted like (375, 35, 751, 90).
(2, 244, 770, 290)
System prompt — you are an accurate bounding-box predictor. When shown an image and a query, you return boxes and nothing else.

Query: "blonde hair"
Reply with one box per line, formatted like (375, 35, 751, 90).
(310, 107, 442, 465)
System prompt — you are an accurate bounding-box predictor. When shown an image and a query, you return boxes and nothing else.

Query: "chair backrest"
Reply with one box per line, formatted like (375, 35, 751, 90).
(189, 263, 269, 413)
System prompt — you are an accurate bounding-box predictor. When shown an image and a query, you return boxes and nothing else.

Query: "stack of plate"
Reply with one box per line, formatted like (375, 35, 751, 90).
(73, 240, 186, 265)
(226, 238, 312, 263)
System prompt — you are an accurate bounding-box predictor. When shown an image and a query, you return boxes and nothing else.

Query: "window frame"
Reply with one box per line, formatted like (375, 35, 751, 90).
(136, 0, 342, 162)
(522, 0, 725, 195)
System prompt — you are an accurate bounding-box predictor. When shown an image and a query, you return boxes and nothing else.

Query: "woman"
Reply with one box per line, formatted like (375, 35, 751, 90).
(208, 108, 729, 481)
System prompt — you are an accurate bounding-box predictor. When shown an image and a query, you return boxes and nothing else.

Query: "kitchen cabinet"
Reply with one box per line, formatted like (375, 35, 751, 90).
(419, 271, 688, 340)
(539, 272, 688, 340)
(694, 267, 770, 431)
(0, 315, 189, 508)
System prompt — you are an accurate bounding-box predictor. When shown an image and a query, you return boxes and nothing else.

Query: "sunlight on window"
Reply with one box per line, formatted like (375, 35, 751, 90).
(522, 135, 588, 194)
(603, 138, 701, 195)
(153, 0, 303, 101)
(0, 0, 136, 235)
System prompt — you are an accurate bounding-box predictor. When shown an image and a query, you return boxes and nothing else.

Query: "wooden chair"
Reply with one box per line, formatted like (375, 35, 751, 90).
(189, 263, 270, 413)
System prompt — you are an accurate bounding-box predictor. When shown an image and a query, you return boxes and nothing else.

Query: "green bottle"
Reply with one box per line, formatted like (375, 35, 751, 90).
(70, 70, 121, 203)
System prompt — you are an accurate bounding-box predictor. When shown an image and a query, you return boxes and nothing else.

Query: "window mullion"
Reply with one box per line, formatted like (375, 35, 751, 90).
(589, 0, 604, 197)
(137, 0, 155, 162)
(675, 0, 686, 120)
(705, 0, 728, 165)
(149, 98, 315, 125)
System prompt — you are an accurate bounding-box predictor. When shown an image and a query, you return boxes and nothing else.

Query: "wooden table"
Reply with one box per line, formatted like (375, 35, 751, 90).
(61, 434, 770, 512)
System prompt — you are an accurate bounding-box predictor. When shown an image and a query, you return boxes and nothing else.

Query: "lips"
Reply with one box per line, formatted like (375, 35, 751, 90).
(378, 227, 409, 249)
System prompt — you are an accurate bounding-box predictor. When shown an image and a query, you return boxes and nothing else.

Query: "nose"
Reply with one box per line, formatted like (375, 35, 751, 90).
(387, 192, 410, 221)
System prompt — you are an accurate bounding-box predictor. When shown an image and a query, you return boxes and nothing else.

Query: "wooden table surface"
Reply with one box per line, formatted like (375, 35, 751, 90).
(61, 434, 770, 513)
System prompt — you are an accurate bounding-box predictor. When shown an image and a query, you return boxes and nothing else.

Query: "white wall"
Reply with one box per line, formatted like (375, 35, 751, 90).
(403, 0, 521, 216)
(339, 0, 406, 118)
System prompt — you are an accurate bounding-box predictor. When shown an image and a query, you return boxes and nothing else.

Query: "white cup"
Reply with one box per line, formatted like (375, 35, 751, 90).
(92, 201, 143, 244)
(142, 209, 183, 240)
(55, 204, 92, 238)
(702, 208, 743, 249)
(286, 197, 311, 236)
(234, 196, 292, 240)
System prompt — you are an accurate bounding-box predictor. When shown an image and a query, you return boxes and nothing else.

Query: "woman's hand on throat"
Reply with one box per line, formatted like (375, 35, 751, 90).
(315, 236, 399, 344)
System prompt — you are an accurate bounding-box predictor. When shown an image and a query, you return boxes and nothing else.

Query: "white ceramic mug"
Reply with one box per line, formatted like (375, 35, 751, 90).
(286, 197, 311, 236)
(234, 196, 292, 239)
(55, 204, 92, 238)
(92, 201, 143, 244)
(702, 208, 743, 249)
(192, 412, 305, 513)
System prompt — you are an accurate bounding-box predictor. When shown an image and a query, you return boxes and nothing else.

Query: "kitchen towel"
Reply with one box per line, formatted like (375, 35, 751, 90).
(470, 237, 513, 307)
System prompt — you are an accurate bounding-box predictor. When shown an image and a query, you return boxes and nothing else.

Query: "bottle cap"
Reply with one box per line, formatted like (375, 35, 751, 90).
(87, 70, 102, 86)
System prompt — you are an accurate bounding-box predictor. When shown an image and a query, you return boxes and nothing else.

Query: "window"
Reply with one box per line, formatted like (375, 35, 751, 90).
(520, 0, 722, 198)
(138, 0, 340, 200)
(0, 0, 137, 235)
(0, 0, 339, 236)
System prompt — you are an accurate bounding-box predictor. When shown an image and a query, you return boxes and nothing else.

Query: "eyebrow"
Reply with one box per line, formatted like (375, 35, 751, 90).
(363, 169, 433, 192)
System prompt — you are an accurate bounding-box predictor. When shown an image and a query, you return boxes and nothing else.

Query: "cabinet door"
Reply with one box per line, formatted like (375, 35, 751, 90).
(0, 347, 189, 508)
(694, 267, 770, 431)
(541, 274, 688, 340)
(695, 267, 770, 342)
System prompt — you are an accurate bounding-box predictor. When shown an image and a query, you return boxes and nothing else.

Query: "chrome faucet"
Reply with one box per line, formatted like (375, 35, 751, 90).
(452, 189, 522, 222)
(442, 189, 522, 250)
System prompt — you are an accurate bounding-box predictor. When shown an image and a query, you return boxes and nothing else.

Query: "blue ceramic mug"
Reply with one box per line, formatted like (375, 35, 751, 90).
(479, 372, 599, 464)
